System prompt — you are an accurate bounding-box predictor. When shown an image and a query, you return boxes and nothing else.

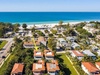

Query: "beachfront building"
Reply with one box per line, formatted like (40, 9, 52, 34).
(83, 26, 99, 34)
(11, 63, 24, 75)
(32, 60, 45, 75)
(96, 35, 100, 41)
(70, 50, 84, 60)
(44, 50, 54, 60)
(46, 60, 60, 75)
(82, 50, 96, 60)
(34, 50, 43, 60)
(23, 41, 34, 48)
(81, 62, 100, 75)
(86, 23, 95, 27)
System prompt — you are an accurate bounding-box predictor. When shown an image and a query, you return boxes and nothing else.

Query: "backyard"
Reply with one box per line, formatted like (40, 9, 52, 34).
(57, 54, 78, 75)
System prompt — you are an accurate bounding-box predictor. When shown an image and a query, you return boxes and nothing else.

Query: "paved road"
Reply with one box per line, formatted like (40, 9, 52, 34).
(0, 38, 14, 64)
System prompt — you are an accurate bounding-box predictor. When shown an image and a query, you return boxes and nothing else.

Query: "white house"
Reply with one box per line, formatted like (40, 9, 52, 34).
(82, 50, 96, 60)
(70, 50, 84, 60)
(71, 42, 80, 49)
(81, 62, 100, 75)
(57, 38, 67, 47)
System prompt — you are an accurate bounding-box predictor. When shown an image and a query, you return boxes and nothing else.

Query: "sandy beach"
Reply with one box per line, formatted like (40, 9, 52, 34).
(19, 21, 83, 29)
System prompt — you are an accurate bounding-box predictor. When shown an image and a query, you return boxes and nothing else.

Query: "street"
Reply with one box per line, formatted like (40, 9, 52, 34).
(0, 38, 14, 65)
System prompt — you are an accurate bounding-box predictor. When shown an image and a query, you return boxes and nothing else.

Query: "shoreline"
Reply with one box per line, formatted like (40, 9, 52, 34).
(19, 21, 93, 29)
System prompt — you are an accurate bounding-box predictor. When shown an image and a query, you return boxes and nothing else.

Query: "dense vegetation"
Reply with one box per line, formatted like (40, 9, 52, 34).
(0, 22, 20, 37)
(0, 38, 33, 75)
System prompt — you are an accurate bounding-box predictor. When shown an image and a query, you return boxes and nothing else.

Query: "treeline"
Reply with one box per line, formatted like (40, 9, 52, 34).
(0, 22, 20, 37)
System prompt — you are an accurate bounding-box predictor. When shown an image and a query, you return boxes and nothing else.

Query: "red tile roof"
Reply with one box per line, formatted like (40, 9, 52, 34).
(46, 60, 60, 72)
(72, 51, 84, 57)
(82, 62, 99, 73)
(11, 63, 24, 74)
(96, 62, 100, 67)
(32, 60, 45, 72)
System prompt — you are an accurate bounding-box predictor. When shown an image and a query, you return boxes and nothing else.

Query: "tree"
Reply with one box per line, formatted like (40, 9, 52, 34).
(51, 29, 57, 35)
(59, 20, 63, 26)
(22, 23, 27, 29)
(31, 27, 35, 33)
(59, 71, 65, 75)
(44, 29, 49, 33)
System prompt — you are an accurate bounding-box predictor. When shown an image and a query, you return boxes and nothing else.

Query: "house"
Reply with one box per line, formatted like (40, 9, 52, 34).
(82, 50, 96, 60)
(36, 36, 47, 46)
(57, 38, 67, 47)
(32, 60, 45, 75)
(66, 36, 77, 42)
(86, 23, 95, 27)
(97, 50, 100, 56)
(71, 42, 80, 49)
(70, 50, 84, 60)
(81, 62, 100, 75)
(11, 63, 24, 75)
(96, 62, 100, 70)
(96, 35, 100, 40)
(46, 60, 60, 75)
(83, 26, 99, 34)
(23, 41, 33, 48)
(91, 45, 99, 52)
(44, 50, 54, 60)
(34, 50, 43, 60)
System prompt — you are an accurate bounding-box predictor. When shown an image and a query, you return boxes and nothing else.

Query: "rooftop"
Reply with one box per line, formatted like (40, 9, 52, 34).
(82, 62, 99, 73)
(32, 60, 45, 72)
(46, 60, 60, 72)
(24, 41, 33, 45)
(82, 50, 96, 56)
(11, 63, 24, 74)
(44, 50, 54, 57)
(71, 50, 84, 57)
(34, 50, 43, 57)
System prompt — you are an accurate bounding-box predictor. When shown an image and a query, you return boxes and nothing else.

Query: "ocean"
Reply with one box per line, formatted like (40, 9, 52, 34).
(0, 12, 100, 24)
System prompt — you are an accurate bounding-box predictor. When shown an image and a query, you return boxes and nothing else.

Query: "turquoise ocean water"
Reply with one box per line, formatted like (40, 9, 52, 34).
(0, 12, 100, 24)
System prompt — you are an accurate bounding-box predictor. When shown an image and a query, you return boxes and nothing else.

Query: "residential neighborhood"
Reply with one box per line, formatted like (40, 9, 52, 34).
(1, 21, 100, 75)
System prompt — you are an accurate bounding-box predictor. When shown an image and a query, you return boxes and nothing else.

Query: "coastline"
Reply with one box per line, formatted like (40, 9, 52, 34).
(19, 20, 98, 29)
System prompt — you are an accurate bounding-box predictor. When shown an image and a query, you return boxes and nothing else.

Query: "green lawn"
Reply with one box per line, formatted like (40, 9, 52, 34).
(0, 40, 7, 50)
(58, 54, 78, 75)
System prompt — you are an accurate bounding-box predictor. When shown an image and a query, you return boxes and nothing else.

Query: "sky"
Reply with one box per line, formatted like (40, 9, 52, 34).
(0, 0, 100, 12)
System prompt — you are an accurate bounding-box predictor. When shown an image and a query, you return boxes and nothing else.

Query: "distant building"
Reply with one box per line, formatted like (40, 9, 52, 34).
(70, 50, 84, 60)
(71, 42, 80, 49)
(32, 60, 45, 75)
(46, 60, 60, 75)
(23, 41, 34, 48)
(96, 35, 100, 40)
(86, 23, 95, 27)
(11, 63, 24, 75)
(82, 50, 96, 60)
(66, 36, 77, 42)
(57, 38, 67, 47)
(81, 62, 100, 75)
(44, 50, 54, 60)
(34, 50, 43, 60)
